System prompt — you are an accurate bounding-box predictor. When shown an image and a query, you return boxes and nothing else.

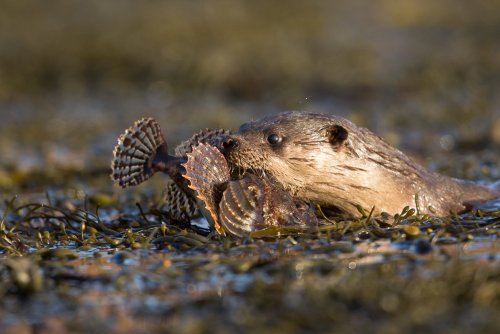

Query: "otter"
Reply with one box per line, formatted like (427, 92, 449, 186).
(218, 111, 499, 217)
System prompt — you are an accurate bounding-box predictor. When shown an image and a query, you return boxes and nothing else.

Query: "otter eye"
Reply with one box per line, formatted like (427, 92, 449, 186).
(267, 133, 281, 145)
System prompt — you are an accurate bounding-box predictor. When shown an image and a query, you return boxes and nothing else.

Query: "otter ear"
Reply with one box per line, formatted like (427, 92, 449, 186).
(327, 124, 348, 147)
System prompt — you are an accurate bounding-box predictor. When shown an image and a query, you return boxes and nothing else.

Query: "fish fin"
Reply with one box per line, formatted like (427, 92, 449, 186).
(175, 128, 231, 157)
(111, 118, 168, 188)
(182, 143, 230, 234)
(163, 182, 199, 221)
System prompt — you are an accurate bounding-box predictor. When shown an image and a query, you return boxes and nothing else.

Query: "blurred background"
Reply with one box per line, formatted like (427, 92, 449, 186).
(0, 0, 499, 191)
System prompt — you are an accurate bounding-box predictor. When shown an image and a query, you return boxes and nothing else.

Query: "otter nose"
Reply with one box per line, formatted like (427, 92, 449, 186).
(220, 137, 238, 152)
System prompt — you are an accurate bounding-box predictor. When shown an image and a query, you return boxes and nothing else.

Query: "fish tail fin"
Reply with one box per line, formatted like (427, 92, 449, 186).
(111, 118, 168, 188)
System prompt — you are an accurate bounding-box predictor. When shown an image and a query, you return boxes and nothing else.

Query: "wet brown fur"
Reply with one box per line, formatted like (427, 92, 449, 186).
(222, 111, 498, 217)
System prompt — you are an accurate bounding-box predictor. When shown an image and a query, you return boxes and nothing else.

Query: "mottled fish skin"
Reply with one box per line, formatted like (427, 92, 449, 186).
(183, 143, 317, 237)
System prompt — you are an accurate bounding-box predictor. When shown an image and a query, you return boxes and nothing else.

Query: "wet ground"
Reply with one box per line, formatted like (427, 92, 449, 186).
(0, 1, 499, 333)
(0, 187, 499, 334)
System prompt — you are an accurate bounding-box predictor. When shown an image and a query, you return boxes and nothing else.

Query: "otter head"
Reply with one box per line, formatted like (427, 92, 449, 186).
(218, 111, 354, 197)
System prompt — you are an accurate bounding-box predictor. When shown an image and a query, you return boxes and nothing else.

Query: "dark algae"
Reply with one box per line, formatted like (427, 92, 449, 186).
(1, 1, 500, 333)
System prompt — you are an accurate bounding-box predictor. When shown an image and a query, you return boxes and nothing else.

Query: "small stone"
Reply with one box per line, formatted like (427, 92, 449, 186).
(403, 225, 420, 237)
(414, 239, 432, 254)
